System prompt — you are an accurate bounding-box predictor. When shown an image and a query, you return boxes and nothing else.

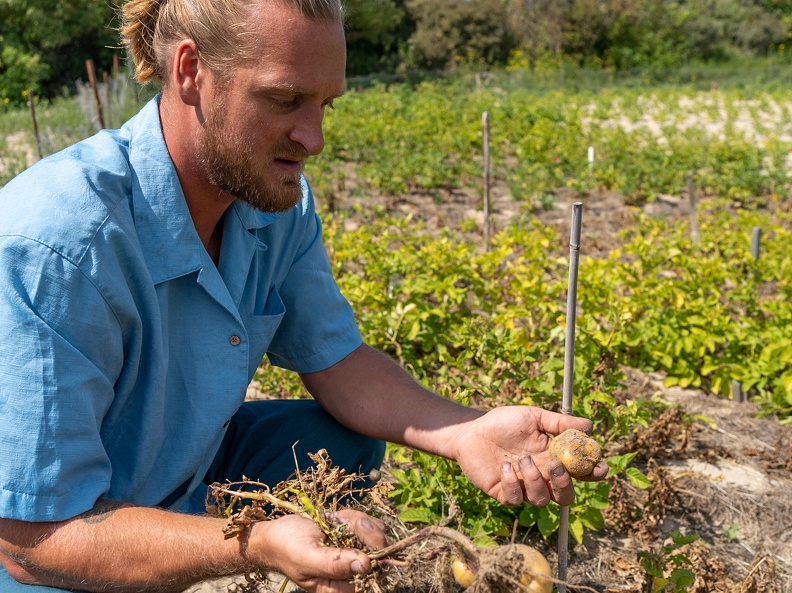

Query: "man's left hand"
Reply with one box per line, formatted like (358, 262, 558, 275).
(450, 406, 609, 507)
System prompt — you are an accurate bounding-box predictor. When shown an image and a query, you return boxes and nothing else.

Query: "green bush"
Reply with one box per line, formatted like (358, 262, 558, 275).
(405, 0, 515, 70)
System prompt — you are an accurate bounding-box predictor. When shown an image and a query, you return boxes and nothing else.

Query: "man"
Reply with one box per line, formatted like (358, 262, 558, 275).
(0, 0, 608, 591)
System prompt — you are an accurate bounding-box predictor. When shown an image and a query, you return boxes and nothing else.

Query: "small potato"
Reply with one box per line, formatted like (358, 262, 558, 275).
(548, 428, 602, 478)
(514, 544, 553, 593)
(451, 544, 552, 592)
(452, 557, 476, 588)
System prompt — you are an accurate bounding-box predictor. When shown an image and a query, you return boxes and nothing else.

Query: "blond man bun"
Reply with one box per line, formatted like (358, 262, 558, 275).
(120, 0, 344, 85)
(120, 0, 168, 84)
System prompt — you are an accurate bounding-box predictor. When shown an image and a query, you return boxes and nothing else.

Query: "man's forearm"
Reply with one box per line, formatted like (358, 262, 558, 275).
(301, 343, 484, 460)
(0, 500, 256, 593)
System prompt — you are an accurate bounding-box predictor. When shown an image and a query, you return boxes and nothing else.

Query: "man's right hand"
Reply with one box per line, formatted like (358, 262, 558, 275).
(0, 502, 388, 593)
(250, 509, 388, 593)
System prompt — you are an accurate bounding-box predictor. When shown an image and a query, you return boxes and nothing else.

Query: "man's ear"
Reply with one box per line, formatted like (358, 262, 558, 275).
(171, 39, 204, 107)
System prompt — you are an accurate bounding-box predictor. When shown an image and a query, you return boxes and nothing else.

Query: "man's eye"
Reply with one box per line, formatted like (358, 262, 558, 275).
(272, 96, 298, 109)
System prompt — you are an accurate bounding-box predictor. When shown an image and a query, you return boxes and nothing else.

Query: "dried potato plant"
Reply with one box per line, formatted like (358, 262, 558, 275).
(205, 449, 583, 593)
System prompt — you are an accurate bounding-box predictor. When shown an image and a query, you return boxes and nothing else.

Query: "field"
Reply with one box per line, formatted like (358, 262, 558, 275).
(3, 65, 792, 592)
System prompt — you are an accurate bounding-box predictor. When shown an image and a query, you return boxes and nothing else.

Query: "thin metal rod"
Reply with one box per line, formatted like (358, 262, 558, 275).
(482, 111, 491, 249)
(562, 203, 582, 415)
(751, 227, 762, 262)
(687, 174, 699, 245)
(731, 379, 744, 403)
(558, 202, 582, 593)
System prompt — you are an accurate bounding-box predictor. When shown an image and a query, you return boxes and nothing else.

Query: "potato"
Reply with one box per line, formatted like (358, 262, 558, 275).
(548, 428, 602, 478)
(451, 544, 552, 592)
(514, 544, 553, 593)
(452, 557, 476, 588)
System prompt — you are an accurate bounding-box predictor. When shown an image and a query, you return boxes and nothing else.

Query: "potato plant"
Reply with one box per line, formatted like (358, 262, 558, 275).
(207, 449, 569, 593)
(308, 79, 791, 206)
(307, 203, 792, 546)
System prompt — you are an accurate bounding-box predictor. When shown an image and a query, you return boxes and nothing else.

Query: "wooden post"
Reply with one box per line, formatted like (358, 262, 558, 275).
(85, 59, 106, 129)
(26, 91, 43, 160)
(127, 53, 140, 104)
(103, 71, 112, 129)
(687, 173, 699, 245)
(482, 111, 491, 250)
(751, 227, 762, 262)
(112, 53, 121, 108)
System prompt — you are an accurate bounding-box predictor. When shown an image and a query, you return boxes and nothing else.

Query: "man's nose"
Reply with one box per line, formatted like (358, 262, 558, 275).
(289, 108, 325, 156)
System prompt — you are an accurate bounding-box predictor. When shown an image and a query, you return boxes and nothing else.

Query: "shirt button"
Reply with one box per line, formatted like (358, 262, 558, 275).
(229, 335, 241, 346)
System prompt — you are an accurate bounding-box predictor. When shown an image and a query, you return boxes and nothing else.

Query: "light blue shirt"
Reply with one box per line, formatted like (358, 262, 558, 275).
(0, 96, 362, 521)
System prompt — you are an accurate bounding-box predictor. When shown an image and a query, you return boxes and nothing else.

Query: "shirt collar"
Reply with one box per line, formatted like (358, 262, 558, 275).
(126, 96, 203, 285)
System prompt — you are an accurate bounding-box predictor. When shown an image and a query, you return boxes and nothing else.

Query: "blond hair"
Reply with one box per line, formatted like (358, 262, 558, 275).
(120, 0, 345, 84)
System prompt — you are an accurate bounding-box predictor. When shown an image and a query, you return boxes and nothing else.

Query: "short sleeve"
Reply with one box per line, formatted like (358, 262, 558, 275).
(265, 185, 362, 373)
(0, 236, 121, 521)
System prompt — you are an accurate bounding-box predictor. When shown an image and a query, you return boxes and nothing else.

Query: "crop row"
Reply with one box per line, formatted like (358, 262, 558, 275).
(307, 80, 792, 206)
(252, 201, 791, 540)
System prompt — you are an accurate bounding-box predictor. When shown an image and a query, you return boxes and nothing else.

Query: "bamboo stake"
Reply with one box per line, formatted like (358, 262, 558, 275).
(687, 173, 699, 245)
(85, 59, 106, 129)
(482, 111, 491, 250)
(26, 91, 43, 160)
(558, 202, 583, 593)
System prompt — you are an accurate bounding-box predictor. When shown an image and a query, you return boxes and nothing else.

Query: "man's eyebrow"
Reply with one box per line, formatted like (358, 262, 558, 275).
(257, 82, 347, 99)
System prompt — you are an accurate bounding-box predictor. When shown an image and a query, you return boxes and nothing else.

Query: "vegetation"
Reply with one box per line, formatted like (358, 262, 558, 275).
(4, 0, 792, 105)
(0, 0, 119, 104)
(309, 201, 790, 543)
(311, 73, 790, 207)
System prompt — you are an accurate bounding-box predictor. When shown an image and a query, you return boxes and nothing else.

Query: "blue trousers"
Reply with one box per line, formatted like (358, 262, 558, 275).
(0, 399, 386, 592)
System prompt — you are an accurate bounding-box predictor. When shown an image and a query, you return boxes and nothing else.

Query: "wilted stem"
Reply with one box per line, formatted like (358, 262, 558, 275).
(212, 486, 307, 518)
(368, 525, 478, 561)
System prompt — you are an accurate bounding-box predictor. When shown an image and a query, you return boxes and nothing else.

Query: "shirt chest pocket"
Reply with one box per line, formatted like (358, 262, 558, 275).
(242, 286, 285, 381)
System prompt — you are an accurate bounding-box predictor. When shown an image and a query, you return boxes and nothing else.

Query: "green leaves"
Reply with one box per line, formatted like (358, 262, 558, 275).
(309, 81, 791, 209)
(317, 199, 792, 547)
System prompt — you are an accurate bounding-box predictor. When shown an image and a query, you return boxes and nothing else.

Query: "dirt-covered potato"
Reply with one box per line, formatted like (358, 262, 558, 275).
(452, 557, 476, 588)
(548, 428, 602, 478)
(452, 544, 552, 593)
(513, 544, 553, 593)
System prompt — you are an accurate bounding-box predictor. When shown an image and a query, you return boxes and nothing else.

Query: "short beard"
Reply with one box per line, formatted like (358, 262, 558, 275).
(196, 98, 305, 213)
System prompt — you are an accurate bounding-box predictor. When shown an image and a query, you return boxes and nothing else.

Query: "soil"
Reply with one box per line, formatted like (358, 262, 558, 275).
(187, 182, 792, 593)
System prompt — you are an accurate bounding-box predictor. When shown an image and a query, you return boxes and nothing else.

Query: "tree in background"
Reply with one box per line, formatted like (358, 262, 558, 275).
(680, 0, 787, 60)
(0, 0, 118, 105)
(558, 0, 689, 69)
(3, 0, 792, 106)
(405, 0, 516, 70)
(344, 0, 412, 75)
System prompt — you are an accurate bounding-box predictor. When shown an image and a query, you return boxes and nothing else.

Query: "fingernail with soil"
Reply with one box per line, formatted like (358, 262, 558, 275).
(351, 560, 364, 574)
(326, 512, 349, 524)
